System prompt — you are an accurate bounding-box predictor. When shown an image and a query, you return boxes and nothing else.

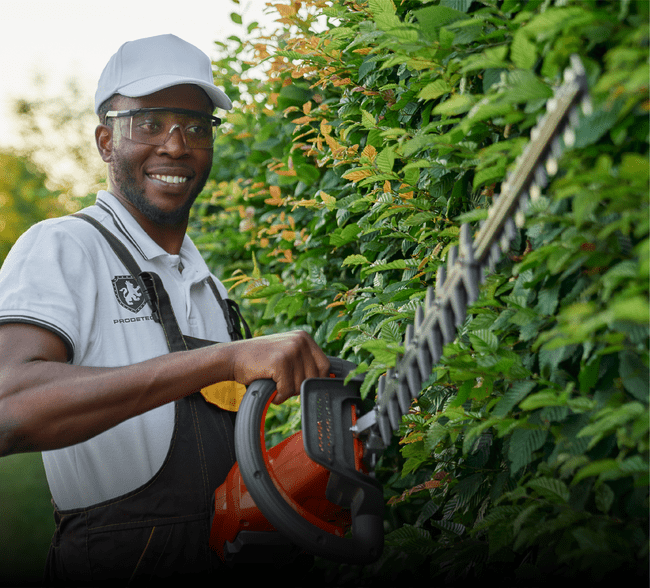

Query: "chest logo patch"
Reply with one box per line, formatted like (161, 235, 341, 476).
(112, 276, 146, 313)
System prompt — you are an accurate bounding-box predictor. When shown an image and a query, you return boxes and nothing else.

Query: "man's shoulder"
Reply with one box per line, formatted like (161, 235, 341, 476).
(4, 207, 111, 272)
(23, 206, 106, 242)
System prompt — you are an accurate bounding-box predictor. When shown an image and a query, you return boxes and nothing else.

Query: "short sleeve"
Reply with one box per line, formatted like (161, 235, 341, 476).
(0, 220, 98, 362)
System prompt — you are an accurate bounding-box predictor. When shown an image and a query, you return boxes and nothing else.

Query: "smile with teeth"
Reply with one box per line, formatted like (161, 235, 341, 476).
(149, 174, 189, 184)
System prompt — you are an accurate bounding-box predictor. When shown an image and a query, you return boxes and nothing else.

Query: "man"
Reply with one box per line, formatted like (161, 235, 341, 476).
(0, 34, 329, 584)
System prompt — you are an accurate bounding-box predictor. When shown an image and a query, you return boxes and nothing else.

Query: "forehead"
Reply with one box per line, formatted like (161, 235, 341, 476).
(113, 84, 213, 114)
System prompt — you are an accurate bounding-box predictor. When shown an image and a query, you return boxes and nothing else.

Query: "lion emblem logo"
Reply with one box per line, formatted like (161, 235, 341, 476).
(112, 276, 146, 313)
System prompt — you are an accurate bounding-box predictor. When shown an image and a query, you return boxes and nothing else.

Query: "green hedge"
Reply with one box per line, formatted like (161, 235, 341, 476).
(192, 0, 649, 583)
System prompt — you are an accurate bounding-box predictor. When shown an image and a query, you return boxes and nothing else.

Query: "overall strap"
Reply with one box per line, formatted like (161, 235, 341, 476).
(72, 213, 249, 349)
(206, 278, 252, 341)
(74, 213, 142, 282)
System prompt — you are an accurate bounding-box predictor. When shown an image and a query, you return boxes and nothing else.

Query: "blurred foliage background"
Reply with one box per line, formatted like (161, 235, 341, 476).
(0, 0, 648, 585)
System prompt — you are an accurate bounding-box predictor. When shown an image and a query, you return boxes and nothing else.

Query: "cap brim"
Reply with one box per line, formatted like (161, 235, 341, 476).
(118, 75, 232, 110)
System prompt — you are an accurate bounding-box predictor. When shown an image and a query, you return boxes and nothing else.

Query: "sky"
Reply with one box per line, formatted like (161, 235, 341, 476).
(0, 0, 275, 148)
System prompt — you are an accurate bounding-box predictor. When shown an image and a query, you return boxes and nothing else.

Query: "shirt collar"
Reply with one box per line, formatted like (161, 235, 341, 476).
(94, 191, 211, 282)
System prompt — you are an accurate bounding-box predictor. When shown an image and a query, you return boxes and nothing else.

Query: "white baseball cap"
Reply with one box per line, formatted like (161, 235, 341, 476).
(95, 34, 232, 113)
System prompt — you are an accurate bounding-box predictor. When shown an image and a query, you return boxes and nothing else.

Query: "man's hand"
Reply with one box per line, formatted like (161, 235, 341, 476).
(226, 331, 330, 404)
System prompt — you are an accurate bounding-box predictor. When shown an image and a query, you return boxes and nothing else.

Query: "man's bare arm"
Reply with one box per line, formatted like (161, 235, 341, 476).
(0, 324, 329, 457)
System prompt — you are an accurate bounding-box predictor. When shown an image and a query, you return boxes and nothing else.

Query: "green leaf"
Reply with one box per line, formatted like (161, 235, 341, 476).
(504, 70, 553, 103)
(572, 459, 620, 485)
(433, 94, 475, 116)
(330, 224, 362, 247)
(578, 402, 646, 446)
(519, 389, 568, 411)
(360, 338, 402, 364)
(468, 329, 499, 354)
(508, 428, 548, 475)
(414, 5, 466, 41)
(361, 109, 377, 129)
(385, 524, 437, 552)
(511, 30, 537, 69)
(619, 351, 649, 401)
(425, 422, 449, 452)
(492, 381, 537, 417)
(342, 254, 370, 267)
(376, 147, 396, 173)
(418, 80, 451, 100)
(594, 482, 615, 513)
(527, 477, 569, 503)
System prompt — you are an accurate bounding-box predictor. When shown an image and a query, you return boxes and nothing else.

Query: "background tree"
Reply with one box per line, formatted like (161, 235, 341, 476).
(11, 77, 106, 201)
(0, 152, 67, 264)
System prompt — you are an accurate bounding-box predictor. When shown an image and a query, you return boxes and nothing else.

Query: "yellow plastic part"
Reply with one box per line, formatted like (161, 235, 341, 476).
(201, 381, 247, 412)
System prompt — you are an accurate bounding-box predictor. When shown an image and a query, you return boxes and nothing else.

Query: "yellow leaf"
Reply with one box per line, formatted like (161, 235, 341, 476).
(319, 191, 336, 206)
(269, 185, 281, 198)
(281, 230, 296, 241)
(399, 183, 414, 199)
(326, 300, 346, 309)
(292, 115, 316, 125)
(324, 134, 342, 153)
(320, 120, 332, 135)
(362, 145, 377, 162)
(276, 4, 298, 17)
(291, 199, 318, 210)
(303, 101, 313, 115)
(383, 180, 392, 193)
(343, 169, 373, 182)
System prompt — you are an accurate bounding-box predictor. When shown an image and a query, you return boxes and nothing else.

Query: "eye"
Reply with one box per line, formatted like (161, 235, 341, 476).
(133, 114, 164, 135)
(185, 120, 212, 138)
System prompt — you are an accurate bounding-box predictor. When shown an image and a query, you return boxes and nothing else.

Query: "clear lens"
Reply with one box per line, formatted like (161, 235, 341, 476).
(116, 109, 216, 149)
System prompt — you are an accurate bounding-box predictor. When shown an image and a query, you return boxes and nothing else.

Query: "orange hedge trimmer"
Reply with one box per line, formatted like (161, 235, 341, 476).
(210, 56, 591, 566)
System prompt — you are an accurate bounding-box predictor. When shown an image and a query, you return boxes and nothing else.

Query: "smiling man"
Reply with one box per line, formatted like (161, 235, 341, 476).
(0, 34, 329, 585)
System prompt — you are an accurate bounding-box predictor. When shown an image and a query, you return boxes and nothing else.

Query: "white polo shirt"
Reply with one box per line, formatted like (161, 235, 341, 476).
(0, 191, 233, 509)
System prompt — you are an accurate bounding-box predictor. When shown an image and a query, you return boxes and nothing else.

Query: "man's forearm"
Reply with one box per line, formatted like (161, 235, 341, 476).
(0, 329, 330, 457)
(0, 341, 237, 456)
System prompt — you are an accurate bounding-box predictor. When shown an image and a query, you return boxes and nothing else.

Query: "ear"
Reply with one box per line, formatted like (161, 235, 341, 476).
(95, 124, 113, 163)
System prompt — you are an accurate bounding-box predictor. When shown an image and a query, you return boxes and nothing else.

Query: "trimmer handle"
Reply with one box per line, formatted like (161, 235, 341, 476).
(235, 357, 384, 565)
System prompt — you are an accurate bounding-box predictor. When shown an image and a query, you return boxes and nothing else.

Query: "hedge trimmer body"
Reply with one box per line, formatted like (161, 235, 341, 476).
(209, 56, 590, 566)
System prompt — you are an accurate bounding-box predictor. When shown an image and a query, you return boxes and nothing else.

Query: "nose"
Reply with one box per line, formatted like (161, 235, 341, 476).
(158, 124, 189, 156)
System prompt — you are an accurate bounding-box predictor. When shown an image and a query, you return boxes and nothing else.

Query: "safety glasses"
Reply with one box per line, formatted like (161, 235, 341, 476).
(104, 107, 221, 149)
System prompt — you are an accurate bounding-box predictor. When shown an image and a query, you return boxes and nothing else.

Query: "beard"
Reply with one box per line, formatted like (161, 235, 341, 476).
(111, 152, 211, 227)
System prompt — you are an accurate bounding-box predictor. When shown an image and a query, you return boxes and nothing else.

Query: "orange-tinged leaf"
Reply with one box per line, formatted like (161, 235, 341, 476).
(320, 120, 332, 135)
(399, 183, 414, 199)
(342, 169, 373, 182)
(361, 145, 377, 162)
(319, 191, 336, 207)
(290, 199, 318, 210)
(276, 4, 298, 17)
(326, 300, 346, 309)
(292, 115, 316, 126)
(324, 134, 342, 153)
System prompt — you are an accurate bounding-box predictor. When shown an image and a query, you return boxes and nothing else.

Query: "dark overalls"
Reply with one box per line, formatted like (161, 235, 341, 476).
(44, 215, 251, 585)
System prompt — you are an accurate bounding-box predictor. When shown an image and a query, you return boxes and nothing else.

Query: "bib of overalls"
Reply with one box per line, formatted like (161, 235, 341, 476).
(44, 216, 249, 585)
